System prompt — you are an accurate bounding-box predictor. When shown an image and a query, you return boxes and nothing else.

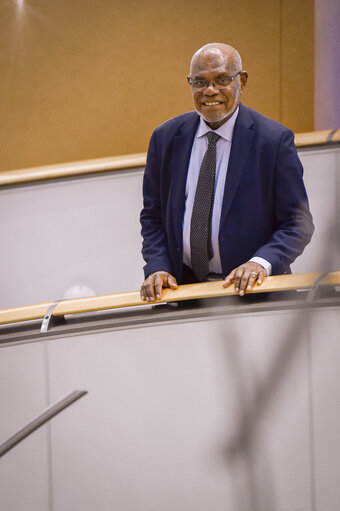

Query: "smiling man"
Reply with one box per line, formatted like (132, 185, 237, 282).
(140, 43, 314, 301)
(189, 44, 245, 129)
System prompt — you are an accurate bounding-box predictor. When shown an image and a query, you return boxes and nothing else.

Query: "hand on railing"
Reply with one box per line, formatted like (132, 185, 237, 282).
(140, 271, 178, 302)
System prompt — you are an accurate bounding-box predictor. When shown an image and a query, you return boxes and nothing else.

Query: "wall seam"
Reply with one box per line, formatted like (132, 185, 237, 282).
(44, 343, 55, 511)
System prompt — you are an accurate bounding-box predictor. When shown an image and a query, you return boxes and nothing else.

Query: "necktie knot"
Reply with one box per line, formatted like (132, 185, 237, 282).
(207, 131, 220, 145)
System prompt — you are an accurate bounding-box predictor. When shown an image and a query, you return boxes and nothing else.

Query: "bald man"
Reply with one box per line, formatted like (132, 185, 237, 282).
(140, 43, 314, 301)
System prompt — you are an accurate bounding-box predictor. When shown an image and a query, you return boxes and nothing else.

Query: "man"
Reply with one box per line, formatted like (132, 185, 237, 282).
(140, 43, 314, 301)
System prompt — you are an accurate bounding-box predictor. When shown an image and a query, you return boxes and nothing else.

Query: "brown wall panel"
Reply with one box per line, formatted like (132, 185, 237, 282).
(281, 0, 314, 132)
(0, 0, 313, 172)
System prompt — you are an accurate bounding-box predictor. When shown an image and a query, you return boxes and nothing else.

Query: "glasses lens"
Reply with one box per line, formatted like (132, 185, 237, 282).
(192, 79, 207, 89)
(215, 77, 231, 87)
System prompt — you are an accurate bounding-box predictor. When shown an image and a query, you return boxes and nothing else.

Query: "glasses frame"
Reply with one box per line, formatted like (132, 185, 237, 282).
(187, 71, 243, 90)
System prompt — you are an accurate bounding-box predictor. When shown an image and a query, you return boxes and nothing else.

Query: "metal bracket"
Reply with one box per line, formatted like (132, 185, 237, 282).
(40, 300, 64, 333)
(306, 272, 330, 303)
(326, 129, 338, 143)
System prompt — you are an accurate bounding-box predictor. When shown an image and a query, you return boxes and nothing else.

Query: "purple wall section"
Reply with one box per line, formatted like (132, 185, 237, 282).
(315, 0, 340, 130)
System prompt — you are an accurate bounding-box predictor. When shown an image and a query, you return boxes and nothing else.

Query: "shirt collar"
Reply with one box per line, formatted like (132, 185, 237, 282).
(196, 106, 239, 142)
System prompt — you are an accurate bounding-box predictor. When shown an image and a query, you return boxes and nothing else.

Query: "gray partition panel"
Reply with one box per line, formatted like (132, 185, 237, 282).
(292, 147, 340, 273)
(0, 343, 50, 511)
(1, 291, 340, 510)
(47, 312, 312, 511)
(0, 169, 144, 308)
(0, 146, 339, 309)
(310, 309, 340, 511)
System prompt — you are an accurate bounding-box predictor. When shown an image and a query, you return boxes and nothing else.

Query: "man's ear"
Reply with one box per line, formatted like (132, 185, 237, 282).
(240, 71, 248, 93)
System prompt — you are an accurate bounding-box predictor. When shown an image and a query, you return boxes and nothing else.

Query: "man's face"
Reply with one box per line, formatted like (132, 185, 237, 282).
(189, 50, 247, 129)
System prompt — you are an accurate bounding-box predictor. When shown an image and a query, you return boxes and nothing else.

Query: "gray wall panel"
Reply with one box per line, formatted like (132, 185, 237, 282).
(0, 170, 144, 308)
(293, 149, 340, 273)
(0, 343, 50, 511)
(1, 302, 339, 509)
(0, 343, 47, 440)
(47, 312, 312, 511)
(1, 146, 339, 309)
(311, 308, 340, 511)
(0, 431, 50, 511)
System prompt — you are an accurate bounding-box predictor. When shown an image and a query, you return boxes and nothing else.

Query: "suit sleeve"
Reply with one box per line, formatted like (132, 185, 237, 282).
(252, 129, 314, 274)
(140, 131, 172, 278)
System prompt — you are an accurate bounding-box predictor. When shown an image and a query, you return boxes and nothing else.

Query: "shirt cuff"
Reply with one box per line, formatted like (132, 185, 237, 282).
(249, 257, 272, 276)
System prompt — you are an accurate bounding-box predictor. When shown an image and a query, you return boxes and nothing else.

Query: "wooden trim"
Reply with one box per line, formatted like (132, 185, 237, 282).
(0, 302, 54, 326)
(0, 130, 339, 187)
(0, 153, 147, 187)
(0, 271, 339, 326)
(295, 129, 340, 147)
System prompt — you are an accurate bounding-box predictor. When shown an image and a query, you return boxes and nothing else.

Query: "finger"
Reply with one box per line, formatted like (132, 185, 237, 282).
(154, 273, 163, 300)
(143, 284, 151, 301)
(142, 286, 152, 301)
(257, 269, 266, 285)
(238, 271, 251, 296)
(140, 279, 151, 301)
(223, 269, 236, 288)
(167, 275, 178, 289)
(234, 268, 245, 294)
(145, 276, 156, 302)
(246, 271, 258, 291)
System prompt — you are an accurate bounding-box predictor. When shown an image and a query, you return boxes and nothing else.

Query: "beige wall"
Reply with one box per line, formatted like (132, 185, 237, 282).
(0, 0, 314, 172)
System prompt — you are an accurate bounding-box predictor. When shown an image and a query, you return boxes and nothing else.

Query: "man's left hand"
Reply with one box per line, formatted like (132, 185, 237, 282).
(223, 262, 267, 296)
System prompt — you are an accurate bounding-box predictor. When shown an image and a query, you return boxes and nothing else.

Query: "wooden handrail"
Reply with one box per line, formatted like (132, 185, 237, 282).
(0, 129, 338, 188)
(295, 129, 340, 147)
(0, 301, 55, 326)
(0, 271, 339, 327)
(0, 153, 147, 187)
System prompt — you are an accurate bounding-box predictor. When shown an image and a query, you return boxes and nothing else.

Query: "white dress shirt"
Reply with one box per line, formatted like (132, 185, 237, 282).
(182, 107, 272, 276)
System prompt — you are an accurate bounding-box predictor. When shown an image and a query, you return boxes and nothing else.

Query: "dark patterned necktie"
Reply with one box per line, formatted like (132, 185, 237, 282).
(190, 131, 220, 280)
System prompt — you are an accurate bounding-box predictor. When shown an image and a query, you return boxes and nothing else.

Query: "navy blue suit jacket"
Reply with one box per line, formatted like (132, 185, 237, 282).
(140, 104, 314, 282)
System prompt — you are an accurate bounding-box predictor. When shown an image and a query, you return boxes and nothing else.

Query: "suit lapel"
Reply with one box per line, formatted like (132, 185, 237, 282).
(171, 113, 200, 252)
(220, 104, 255, 229)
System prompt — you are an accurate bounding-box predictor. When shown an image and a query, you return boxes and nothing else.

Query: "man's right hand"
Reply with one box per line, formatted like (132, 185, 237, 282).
(140, 271, 178, 302)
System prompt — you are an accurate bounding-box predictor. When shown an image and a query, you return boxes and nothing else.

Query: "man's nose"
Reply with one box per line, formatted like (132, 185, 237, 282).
(204, 82, 219, 94)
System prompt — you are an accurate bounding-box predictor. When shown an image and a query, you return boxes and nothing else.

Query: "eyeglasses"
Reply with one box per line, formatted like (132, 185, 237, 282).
(187, 71, 242, 90)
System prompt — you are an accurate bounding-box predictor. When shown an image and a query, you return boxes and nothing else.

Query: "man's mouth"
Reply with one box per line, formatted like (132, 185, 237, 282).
(202, 101, 223, 106)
